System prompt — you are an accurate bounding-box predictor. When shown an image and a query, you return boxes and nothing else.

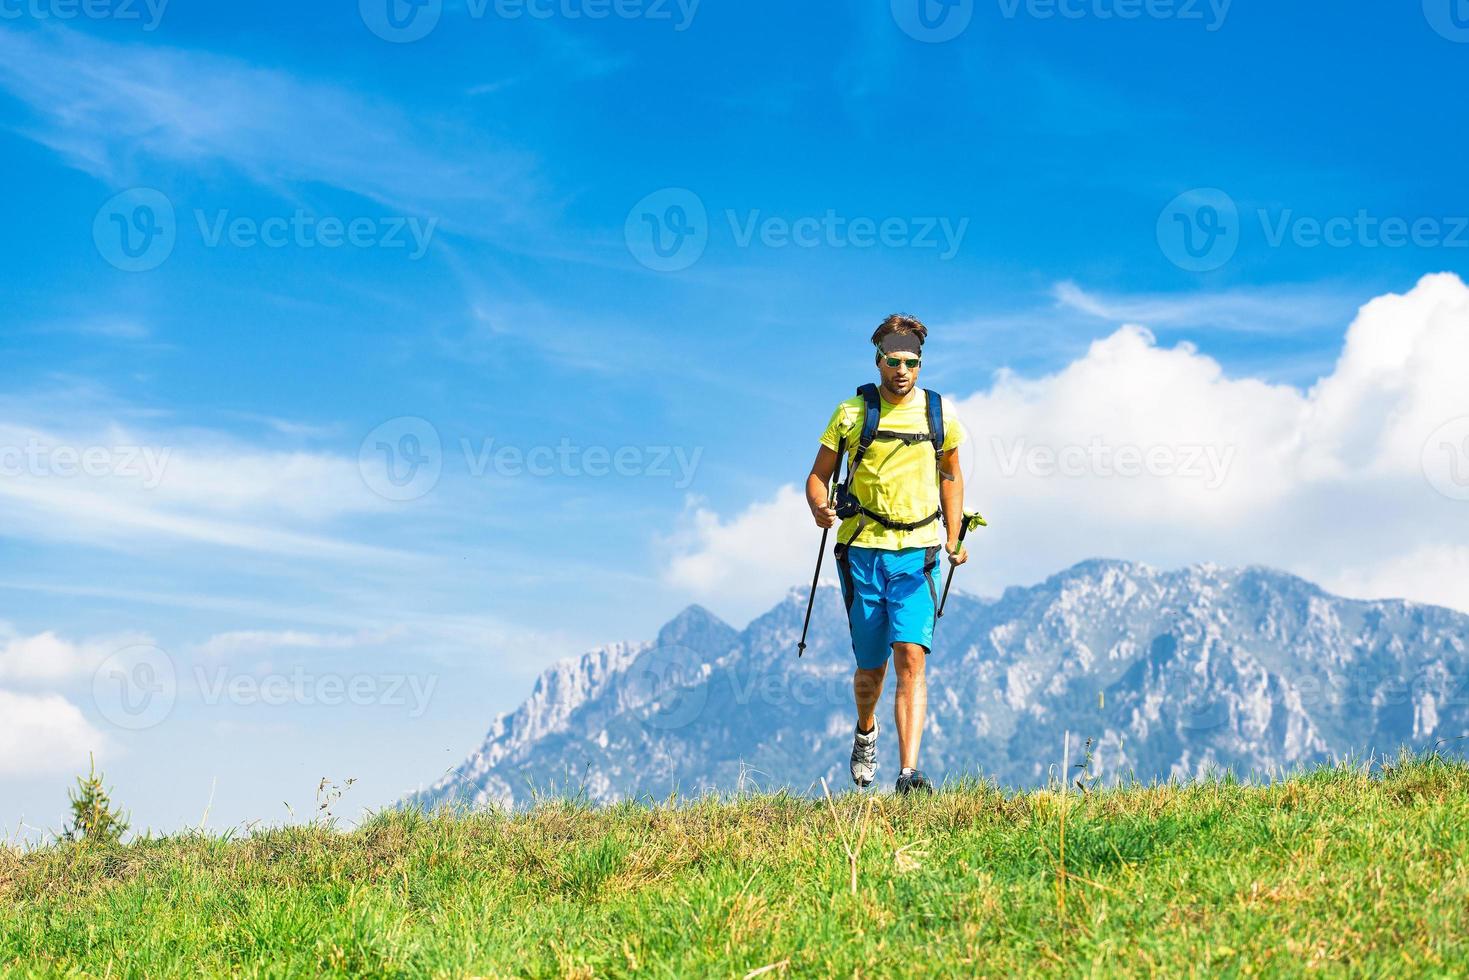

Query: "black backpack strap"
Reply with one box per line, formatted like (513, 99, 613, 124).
(925, 389, 950, 529)
(857, 506, 941, 532)
(830, 432, 847, 491)
(872, 429, 931, 446)
(924, 389, 945, 462)
(850, 384, 882, 472)
(833, 388, 879, 543)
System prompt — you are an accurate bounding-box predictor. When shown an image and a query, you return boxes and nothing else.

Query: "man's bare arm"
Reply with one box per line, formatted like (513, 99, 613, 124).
(806, 445, 840, 528)
(938, 448, 967, 565)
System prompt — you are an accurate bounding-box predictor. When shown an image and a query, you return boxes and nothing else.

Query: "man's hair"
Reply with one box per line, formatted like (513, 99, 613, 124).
(871, 314, 928, 356)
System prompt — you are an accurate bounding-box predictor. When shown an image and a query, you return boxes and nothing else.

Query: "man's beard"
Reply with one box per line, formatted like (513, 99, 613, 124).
(883, 377, 913, 397)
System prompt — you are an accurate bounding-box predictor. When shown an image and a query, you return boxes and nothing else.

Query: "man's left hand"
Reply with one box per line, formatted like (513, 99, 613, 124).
(945, 541, 968, 567)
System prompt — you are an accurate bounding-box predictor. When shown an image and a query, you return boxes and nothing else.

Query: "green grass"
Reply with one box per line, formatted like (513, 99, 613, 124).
(3, 749, 1467, 977)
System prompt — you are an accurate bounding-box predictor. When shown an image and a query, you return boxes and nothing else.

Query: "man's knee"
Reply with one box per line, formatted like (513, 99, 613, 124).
(892, 643, 926, 678)
(854, 664, 886, 698)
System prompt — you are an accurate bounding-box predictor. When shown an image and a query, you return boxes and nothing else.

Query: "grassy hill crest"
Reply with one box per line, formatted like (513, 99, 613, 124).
(4, 748, 1467, 976)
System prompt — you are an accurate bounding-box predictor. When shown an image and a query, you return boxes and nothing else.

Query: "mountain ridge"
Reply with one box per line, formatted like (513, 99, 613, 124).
(407, 558, 1469, 810)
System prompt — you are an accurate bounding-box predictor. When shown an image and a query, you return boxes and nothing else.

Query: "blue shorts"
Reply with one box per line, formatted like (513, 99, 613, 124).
(834, 544, 941, 670)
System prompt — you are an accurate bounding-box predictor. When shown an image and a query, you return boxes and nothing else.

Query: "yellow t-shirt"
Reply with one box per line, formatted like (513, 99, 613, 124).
(819, 390, 967, 550)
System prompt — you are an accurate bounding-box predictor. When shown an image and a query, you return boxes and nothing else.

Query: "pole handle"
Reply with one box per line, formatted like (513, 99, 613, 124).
(937, 511, 986, 620)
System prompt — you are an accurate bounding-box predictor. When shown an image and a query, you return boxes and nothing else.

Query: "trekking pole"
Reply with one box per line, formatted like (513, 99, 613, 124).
(797, 436, 846, 657)
(937, 510, 987, 620)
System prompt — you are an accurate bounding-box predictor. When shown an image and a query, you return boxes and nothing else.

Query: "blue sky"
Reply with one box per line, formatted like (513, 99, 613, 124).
(3, 2, 1468, 839)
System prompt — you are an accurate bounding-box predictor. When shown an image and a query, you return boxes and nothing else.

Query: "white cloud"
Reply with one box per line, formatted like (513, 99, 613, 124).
(1328, 545, 1469, 616)
(664, 273, 1469, 621)
(0, 418, 406, 560)
(0, 624, 152, 685)
(660, 486, 818, 601)
(45, 317, 153, 341)
(1052, 280, 1355, 336)
(126, 442, 369, 521)
(0, 27, 541, 229)
(192, 627, 403, 662)
(0, 690, 110, 776)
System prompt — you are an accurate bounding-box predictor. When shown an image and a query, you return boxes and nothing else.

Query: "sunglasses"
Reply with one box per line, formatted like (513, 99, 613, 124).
(883, 356, 921, 369)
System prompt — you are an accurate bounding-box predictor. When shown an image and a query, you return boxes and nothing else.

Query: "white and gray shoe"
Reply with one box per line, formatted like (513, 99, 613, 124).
(850, 723, 879, 787)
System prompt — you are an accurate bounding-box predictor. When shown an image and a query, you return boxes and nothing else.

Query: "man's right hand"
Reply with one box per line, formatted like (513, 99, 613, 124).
(811, 501, 838, 529)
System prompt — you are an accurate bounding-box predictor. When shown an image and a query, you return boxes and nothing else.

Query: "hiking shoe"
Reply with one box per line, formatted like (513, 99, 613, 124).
(895, 769, 933, 796)
(850, 723, 879, 787)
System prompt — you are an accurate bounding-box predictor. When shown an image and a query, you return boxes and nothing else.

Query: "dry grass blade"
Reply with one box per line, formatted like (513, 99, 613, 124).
(1061, 870, 1132, 900)
(744, 958, 790, 978)
(894, 838, 930, 874)
(820, 777, 876, 895)
(851, 795, 876, 894)
(818, 778, 854, 856)
(722, 865, 763, 948)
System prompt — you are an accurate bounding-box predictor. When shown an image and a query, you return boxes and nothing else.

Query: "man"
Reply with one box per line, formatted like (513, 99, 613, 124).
(804, 314, 968, 795)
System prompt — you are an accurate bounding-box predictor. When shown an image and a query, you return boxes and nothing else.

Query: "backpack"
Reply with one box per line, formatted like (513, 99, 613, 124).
(832, 383, 946, 534)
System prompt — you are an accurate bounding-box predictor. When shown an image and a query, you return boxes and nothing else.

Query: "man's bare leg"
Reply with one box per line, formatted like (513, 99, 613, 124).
(892, 642, 927, 770)
(854, 664, 887, 732)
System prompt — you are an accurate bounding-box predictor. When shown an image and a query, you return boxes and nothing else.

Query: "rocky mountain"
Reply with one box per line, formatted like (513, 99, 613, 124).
(406, 559, 1469, 809)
